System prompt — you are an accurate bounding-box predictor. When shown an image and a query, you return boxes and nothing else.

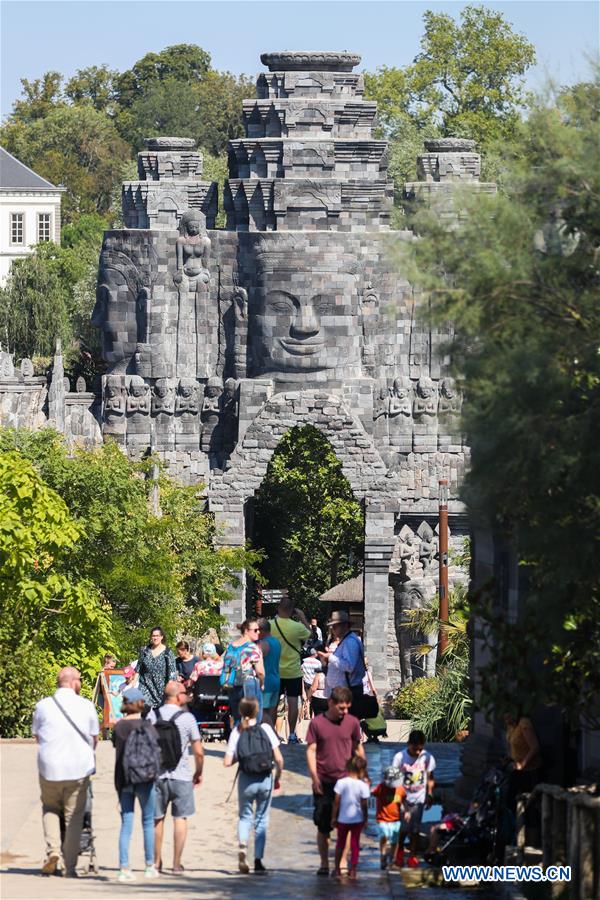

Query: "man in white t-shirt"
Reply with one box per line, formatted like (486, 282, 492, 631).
(32, 667, 99, 877)
(392, 729, 436, 867)
(149, 681, 204, 874)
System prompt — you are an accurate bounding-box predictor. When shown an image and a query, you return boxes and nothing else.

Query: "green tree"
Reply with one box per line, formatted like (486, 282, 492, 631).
(118, 78, 203, 153)
(195, 70, 253, 155)
(64, 65, 119, 113)
(114, 44, 212, 109)
(398, 75, 600, 725)
(0, 244, 71, 358)
(0, 450, 114, 735)
(365, 6, 535, 218)
(0, 214, 107, 364)
(10, 71, 64, 122)
(0, 104, 131, 220)
(409, 6, 535, 142)
(0, 429, 259, 658)
(252, 426, 364, 618)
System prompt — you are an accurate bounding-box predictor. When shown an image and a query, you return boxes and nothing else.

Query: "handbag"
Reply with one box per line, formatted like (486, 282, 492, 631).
(339, 633, 381, 720)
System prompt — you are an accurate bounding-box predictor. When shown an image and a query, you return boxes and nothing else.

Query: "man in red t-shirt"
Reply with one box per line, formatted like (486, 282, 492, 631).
(306, 685, 365, 876)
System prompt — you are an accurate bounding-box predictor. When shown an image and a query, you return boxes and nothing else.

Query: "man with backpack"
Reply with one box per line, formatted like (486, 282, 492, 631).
(269, 597, 311, 743)
(150, 680, 204, 874)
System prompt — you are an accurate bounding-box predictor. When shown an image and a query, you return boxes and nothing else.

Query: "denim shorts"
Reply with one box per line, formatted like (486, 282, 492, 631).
(262, 690, 279, 709)
(401, 802, 425, 834)
(154, 778, 195, 819)
(377, 820, 401, 841)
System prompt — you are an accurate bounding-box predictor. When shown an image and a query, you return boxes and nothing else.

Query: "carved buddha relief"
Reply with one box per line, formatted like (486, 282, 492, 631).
(248, 236, 361, 381)
(92, 239, 156, 375)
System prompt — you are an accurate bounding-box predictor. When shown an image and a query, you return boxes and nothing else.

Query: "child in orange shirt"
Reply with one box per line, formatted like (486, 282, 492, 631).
(372, 765, 407, 869)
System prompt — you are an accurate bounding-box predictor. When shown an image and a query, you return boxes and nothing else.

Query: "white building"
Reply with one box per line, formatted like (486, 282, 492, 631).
(0, 147, 65, 285)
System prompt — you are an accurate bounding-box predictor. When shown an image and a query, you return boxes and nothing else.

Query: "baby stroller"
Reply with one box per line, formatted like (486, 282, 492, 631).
(189, 675, 231, 742)
(425, 762, 512, 867)
(59, 781, 98, 874)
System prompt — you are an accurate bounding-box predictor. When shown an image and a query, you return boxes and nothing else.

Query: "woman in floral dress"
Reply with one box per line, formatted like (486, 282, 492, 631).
(137, 627, 177, 710)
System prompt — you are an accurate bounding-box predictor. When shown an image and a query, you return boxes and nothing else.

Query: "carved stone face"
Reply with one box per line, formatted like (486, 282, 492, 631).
(393, 378, 410, 399)
(93, 266, 138, 373)
(251, 269, 360, 375)
(130, 382, 148, 398)
(441, 379, 455, 399)
(154, 379, 169, 399)
(417, 377, 435, 399)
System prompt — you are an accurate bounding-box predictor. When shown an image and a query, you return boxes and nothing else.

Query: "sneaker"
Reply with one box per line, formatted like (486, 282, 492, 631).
(117, 869, 136, 882)
(254, 859, 267, 875)
(288, 733, 301, 744)
(42, 853, 60, 876)
(395, 848, 405, 867)
(238, 846, 250, 875)
(144, 865, 159, 878)
(407, 854, 419, 868)
(380, 854, 388, 870)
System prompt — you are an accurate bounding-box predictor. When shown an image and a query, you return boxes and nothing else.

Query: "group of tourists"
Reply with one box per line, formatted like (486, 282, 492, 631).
(30, 601, 457, 882)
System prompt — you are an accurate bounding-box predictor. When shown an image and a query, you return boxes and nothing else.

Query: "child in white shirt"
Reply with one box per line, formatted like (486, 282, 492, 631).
(331, 755, 370, 879)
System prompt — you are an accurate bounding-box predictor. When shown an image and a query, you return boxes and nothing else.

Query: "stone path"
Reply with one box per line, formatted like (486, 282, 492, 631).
(0, 737, 470, 900)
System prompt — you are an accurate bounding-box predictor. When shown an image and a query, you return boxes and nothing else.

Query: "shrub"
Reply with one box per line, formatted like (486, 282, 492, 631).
(0, 645, 58, 737)
(393, 675, 440, 719)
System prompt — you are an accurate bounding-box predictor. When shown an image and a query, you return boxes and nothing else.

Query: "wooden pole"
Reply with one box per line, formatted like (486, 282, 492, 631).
(438, 479, 449, 657)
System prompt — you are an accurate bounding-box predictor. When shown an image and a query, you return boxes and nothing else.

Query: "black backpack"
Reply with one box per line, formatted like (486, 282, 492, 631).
(154, 709, 185, 771)
(237, 725, 274, 776)
(122, 723, 162, 785)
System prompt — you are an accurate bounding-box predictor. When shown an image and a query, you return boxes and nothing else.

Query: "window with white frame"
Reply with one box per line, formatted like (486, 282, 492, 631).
(37, 213, 51, 243)
(10, 213, 24, 245)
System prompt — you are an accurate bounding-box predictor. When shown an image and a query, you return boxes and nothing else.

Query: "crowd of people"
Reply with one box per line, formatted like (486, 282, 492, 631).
(29, 597, 543, 882)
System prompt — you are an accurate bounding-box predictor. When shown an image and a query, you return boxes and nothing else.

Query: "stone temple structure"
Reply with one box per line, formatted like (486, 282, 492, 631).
(0, 51, 496, 692)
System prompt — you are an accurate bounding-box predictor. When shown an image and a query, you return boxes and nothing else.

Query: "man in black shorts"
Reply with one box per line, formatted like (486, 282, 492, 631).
(306, 686, 365, 875)
(269, 598, 311, 743)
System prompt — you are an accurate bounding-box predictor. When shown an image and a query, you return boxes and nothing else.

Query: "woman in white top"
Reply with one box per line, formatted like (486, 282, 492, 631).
(223, 697, 284, 876)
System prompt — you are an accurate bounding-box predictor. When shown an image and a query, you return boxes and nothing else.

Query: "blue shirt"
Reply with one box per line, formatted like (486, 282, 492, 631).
(326, 632, 366, 695)
(261, 635, 281, 694)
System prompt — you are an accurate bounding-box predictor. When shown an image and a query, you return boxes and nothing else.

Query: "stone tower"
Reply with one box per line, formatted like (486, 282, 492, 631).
(85, 50, 493, 691)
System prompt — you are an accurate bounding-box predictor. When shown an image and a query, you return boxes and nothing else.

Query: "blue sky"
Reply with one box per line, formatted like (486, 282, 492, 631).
(1, 1, 598, 118)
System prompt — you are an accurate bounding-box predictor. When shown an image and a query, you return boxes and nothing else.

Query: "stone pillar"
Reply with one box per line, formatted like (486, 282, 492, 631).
(212, 501, 247, 633)
(363, 498, 396, 691)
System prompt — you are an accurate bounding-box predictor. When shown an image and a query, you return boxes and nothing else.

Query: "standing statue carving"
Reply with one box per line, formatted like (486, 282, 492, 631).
(103, 375, 126, 440)
(175, 378, 200, 449)
(388, 376, 413, 453)
(438, 377, 462, 451)
(151, 378, 175, 450)
(200, 377, 224, 470)
(397, 524, 423, 581)
(174, 211, 211, 379)
(373, 386, 390, 444)
(126, 375, 151, 430)
(221, 377, 239, 459)
(392, 576, 437, 684)
(360, 284, 379, 377)
(152, 379, 175, 418)
(417, 521, 438, 575)
(412, 375, 438, 452)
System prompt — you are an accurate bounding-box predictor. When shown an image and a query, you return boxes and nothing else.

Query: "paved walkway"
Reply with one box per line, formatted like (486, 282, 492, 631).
(0, 736, 466, 900)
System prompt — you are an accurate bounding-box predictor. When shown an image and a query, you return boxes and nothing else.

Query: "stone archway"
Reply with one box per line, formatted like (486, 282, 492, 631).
(209, 388, 399, 688)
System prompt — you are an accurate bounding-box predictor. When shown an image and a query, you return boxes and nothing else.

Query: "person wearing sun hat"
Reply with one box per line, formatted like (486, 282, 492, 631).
(316, 610, 366, 709)
(372, 765, 407, 870)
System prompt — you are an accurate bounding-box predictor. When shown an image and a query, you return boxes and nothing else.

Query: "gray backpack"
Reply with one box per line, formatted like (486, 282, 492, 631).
(122, 723, 162, 785)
